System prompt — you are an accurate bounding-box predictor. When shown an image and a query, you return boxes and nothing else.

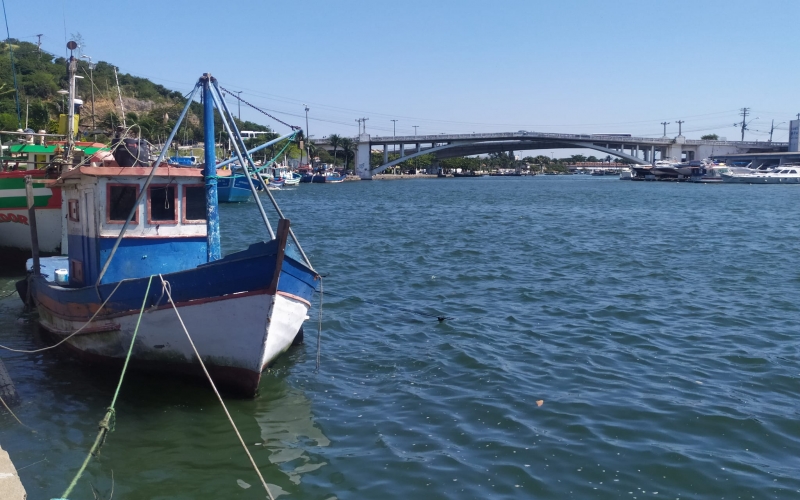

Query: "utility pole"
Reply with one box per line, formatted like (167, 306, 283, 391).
(413, 126, 419, 171)
(303, 104, 310, 167)
(357, 117, 369, 134)
(24, 98, 28, 129)
(738, 107, 750, 141)
(36, 34, 43, 57)
(661, 121, 670, 137)
(390, 119, 397, 154)
(113, 66, 126, 129)
(236, 91, 242, 121)
(676, 120, 684, 136)
(770, 119, 775, 142)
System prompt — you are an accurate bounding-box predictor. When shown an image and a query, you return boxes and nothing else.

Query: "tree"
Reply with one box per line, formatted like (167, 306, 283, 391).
(22, 71, 58, 98)
(701, 134, 719, 140)
(569, 154, 586, 163)
(340, 137, 354, 173)
(586, 155, 598, 162)
(328, 134, 342, 166)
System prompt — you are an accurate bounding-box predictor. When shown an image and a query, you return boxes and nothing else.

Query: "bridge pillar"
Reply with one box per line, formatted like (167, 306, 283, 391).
(400, 143, 405, 157)
(649, 145, 655, 164)
(416, 143, 420, 153)
(356, 133, 372, 179)
(383, 146, 388, 164)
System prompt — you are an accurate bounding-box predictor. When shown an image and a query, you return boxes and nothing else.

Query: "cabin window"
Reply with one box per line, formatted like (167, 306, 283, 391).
(183, 185, 206, 222)
(107, 185, 138, 223)
(149, 185, 177, 222)
(68, 199, 79, 222)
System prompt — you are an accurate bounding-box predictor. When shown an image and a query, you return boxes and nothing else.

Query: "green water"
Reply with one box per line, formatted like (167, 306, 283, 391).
(1, 176, 800, 498)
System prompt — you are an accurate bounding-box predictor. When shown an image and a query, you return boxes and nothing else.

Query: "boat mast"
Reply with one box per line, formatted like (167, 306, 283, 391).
(202, 73, 221, 262)
(62, 40, 79, 170)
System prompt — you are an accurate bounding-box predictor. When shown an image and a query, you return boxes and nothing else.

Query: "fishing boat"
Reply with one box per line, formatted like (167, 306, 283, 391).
(167, 155, 198, 166)
(0, 89, 106, 265)
(273, 166, 300, 186)
(218, 164, 257, 202)
(311, 170, 346, 183)
(284, 171, 302, 185)
(24, 73, 318, 396)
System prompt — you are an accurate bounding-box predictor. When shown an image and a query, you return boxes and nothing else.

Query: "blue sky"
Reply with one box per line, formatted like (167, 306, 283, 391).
(7, 0, 800, 146)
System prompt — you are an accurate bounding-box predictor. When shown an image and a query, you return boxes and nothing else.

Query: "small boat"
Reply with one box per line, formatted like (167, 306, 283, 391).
(218, 164, 258, 202)
(167, 155, 199, 166)
(311, 170, 346, 183)
(619, 168, 632, 180)
(452, 170, 481, 178)
(273, 166, 301, 186)
(284, 172, 302, 185)
(24, 73, 318, 396)
(688, 160, 730, 183)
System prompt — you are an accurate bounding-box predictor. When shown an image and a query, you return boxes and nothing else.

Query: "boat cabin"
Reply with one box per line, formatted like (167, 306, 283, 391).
(57, 165, 227, 287)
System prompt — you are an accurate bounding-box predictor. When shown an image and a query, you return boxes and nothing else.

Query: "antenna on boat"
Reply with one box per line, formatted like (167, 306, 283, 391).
(54, 40, 79, 171)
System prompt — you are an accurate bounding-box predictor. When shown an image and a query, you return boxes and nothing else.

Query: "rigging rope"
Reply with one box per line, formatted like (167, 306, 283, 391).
(219, 86, 300, 131)
(158, 274, 276, 500)
(0, 279, 127, 354)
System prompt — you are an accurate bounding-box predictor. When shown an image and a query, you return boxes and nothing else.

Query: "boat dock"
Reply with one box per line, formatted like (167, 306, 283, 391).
(0, 444, 26, 499)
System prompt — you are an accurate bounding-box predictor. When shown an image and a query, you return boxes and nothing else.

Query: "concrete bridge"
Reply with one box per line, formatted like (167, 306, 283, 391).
(313, 131, 787, 179)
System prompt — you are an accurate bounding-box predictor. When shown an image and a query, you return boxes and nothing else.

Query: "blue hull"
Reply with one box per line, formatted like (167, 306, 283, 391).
(31, 240, 317, 395)
(218, 175, 254, 202)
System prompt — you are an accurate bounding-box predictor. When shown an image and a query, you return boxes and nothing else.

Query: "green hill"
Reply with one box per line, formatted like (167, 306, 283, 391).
(0, 39, 278, 149)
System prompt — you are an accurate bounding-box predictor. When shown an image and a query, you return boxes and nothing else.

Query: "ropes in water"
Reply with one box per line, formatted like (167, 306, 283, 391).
(158, 274, 276, 500)
(57, 275, 154, 500)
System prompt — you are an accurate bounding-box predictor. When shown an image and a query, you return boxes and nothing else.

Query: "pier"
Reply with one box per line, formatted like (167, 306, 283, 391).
(0, 445, 26, 500)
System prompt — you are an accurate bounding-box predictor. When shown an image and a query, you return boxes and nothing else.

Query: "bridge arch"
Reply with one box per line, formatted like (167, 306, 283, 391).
(367, 139, 649, 175)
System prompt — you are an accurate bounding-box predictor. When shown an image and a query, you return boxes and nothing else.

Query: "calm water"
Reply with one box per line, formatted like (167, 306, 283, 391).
(1, 176, 800, 499)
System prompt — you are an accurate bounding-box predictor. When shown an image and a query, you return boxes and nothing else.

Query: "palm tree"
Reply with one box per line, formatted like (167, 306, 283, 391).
(329, 134, 342, 167)
(307, 141, 319, 168)
(340, 137, 354, 173)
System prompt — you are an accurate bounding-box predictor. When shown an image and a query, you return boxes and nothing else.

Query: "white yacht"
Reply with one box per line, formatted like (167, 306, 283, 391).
(721, 165, 800, 184)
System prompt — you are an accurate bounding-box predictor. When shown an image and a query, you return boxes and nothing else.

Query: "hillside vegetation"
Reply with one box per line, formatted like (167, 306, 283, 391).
(0, 40, 282, 151)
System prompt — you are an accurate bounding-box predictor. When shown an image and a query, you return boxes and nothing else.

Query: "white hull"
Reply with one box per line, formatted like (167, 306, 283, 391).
(0, 207, 62, 253)
(37, 289, 309, 392)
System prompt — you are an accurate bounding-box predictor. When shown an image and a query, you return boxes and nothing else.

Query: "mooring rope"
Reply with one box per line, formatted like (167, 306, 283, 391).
(57, 275, 153, 500)
(0, 393, 28, 430)
(0, 279, 128, 354)
(158, 274, 276, 500)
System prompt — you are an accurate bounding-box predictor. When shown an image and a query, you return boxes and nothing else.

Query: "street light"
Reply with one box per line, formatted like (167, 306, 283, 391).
(81, 55, 96, 137)
(236, 90, 242, 121)
(57, 89, 68, 113)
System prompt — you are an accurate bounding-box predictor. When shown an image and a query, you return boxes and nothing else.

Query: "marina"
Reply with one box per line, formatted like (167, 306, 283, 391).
(2, 2, 800, 498)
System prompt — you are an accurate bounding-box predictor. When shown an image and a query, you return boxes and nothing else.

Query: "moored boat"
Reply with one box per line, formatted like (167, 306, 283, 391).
(24, 73, 318, 396)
